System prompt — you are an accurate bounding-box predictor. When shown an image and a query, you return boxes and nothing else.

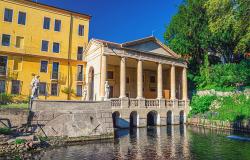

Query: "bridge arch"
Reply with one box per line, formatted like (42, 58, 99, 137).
(167, 110, 173, 125)
(130, 111, 139, 127)
(180, 110, 185, 124)
(112, 111, 121, 128)
(147, 110, 160, 126)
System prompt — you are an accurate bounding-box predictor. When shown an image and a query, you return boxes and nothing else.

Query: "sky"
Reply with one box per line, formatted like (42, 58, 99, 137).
(37, 0, 183, 43)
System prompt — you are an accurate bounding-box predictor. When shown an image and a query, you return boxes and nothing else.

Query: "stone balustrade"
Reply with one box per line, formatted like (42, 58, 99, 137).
(110, 98, 189, 109)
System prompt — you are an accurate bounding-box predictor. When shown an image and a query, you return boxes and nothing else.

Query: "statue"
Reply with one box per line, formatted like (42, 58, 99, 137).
(30, 75, 40, 99)
(82, 85, 88, 101)
(104, 81, 110, 100)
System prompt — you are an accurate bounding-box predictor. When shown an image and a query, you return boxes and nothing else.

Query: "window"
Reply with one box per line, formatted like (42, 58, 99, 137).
(77, 65, 83, 81)
(54, 19, 61, 32)
(41, 40, 49, 52)
(53, 42, 60, 53)
(77, 46, 83, 60)
(40, 61, 48, 73)
(11, 80, 20, 94)
(39, 82, 46, 95)
(16, 36, 24, 48)
(109, 86, 114, 98)
(150, 76, 156, 83)
(51, 83, 58, 96)
(0, 56, 7, 76)
(78, 25, 84, 36)
(43, 17, 50, 29)
(126, 77, 130, 84)
(107, 71, 114, 79)
(150, 88, 156, 92)
(0, 80, 6, 93)
(18, 11, 26, 25)
(76, 85, 82, 96)
(13, 57, 22, 71)
(2, 34, 11, 46)
(52, 62, 59, 79)
(4, 8, 13, 22)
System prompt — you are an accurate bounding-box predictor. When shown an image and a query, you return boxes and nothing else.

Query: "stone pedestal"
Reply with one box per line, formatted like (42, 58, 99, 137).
(159, 99, 165, 108)
(137, 98, 145, 108)
(120, 97, 129, 108)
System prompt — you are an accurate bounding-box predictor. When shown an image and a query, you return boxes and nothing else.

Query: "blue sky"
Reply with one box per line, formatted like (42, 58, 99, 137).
(37, 0, 182, 43)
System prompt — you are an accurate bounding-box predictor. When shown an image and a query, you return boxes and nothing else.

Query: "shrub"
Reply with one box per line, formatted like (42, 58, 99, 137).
(15, 139, 27, 144)
(0, 93, 13, 105)
(190, 95, 217, 116)
(61, 87, 75, 95)
(194, 60, 250, 91)
(0, 127, 12, 135)
(210, 94, 250, 122)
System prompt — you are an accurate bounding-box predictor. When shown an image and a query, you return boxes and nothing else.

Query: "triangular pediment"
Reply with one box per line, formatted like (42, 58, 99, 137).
(122, 37, 179, 58)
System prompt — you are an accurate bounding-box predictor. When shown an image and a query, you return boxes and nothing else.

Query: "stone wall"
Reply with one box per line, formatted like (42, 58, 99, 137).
(0, 109, 29, 128)
(196, 89, 250, 97)
(30, 100, 114, 138)
(187, 117, 250, 132)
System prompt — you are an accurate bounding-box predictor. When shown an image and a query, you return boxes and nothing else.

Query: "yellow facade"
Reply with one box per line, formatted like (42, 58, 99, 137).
(0, 0, 90, 100)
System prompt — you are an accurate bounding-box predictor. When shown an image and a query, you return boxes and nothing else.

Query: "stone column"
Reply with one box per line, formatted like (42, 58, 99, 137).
(120, 57, 126, 98)
(170, 64, 176, 100)
(100, 55, 107, 100)
(182, 67, 188, 100)
(137, 60, 143, 99)
(157, 63, 163, 99)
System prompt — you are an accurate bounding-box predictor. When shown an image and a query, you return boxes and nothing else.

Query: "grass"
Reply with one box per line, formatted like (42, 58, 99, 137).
(0, 127, 12, 135)
(210, 94, 250, 122)
(190, 94, 250, 122)
(0, 103, 29, 109)
(15, 139, 27, 144)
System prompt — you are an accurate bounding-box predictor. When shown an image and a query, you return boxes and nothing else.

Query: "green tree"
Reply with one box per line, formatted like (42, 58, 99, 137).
(165, 0, 211, 72)
(205, 0, 250, 62)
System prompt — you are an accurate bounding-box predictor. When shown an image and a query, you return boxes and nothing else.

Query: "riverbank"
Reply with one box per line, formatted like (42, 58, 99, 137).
(0, 133, 114, 157)
(187, 117, 250, 133)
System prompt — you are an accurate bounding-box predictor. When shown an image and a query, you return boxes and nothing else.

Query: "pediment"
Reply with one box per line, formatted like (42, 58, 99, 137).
(122, 37, 178, 57)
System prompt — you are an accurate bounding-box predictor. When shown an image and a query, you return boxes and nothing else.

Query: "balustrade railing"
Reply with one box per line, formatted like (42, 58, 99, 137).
(129, 98, 138, 108)
(145, 99, 159, 108)
(166, 100, 174, 108)
(111, 98, 121, 108)
(110, 98, 188, 109)
(178, 100, 186, 108)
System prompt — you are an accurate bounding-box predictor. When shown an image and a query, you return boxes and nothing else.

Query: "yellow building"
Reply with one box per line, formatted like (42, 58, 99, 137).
(0, 0, 90, 100)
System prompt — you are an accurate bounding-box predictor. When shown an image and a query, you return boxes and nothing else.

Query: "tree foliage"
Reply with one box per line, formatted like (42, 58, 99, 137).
(165, 0, 250, 71)
(194, 60, 250, 90)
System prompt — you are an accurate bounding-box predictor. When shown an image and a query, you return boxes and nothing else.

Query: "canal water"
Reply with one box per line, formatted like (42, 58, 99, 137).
(3, 125, 250, 160)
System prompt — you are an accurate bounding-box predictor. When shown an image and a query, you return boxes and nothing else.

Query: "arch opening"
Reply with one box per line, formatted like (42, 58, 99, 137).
(167, 110, 172, 125)
(130, 111, 139, 127)
(180, 110, 185, 124)
(88, 67, 94, 101)
(112, 111, 120, 128)
(147, 111, 159, 126)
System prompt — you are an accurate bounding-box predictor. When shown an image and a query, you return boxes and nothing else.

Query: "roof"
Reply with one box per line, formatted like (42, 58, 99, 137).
(15, 0, 91, 19)
(91, 36, 180, 58)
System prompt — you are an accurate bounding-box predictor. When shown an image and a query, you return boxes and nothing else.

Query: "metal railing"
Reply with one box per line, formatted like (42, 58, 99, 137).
(51, 72, 59, 80)
(77, 54, 83, 61)
(76, 73, 84, 81)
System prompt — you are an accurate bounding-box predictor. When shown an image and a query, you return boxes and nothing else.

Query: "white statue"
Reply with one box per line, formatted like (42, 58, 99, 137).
(30, 75, 40, 99)
(104, 81, 110, 100)
(82, 85, 88, 101)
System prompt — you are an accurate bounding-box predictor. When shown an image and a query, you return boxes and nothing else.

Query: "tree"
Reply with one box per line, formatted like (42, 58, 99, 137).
(164, 0, 211, 73)
(205, 0, 250, 62)
(165, 0, 250, 70)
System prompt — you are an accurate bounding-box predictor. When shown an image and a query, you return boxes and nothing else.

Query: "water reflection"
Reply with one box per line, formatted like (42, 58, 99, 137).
(1, 125, 250, 160)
